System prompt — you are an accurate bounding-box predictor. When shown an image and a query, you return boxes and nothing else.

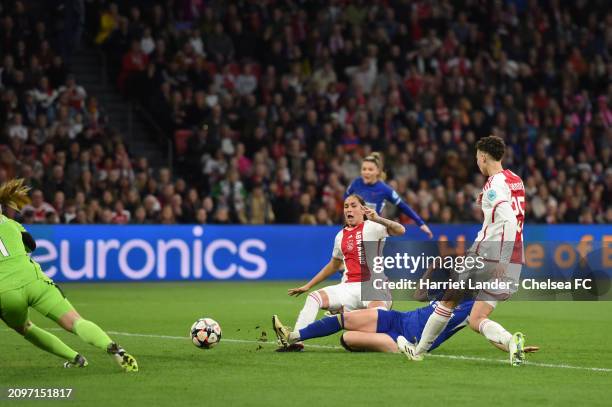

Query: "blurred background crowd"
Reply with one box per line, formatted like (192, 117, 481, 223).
(1, 0, 610, 226)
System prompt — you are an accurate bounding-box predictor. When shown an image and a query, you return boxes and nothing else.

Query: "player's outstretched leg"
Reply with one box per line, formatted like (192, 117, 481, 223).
(470, 302, 527, 366)
(73, 319, 138, 372)
(22, 322, 87, 367)
(273, 313, 345, 347)
(0, 287, 86, 368)
(414, 302, 454, 356)
(274, 309, 379, 350)
(71, 318, 113, 349)
(278, 291, 326, 352)
(57, 311, 138, 372)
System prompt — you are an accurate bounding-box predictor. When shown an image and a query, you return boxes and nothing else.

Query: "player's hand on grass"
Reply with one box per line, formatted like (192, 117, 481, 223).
(524, 346, 540, 353)
(288, 285, 310, 296)
(420, 224, 434, 239)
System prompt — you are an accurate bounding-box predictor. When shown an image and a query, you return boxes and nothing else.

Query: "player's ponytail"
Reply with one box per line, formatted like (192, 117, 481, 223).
(363, 152, 387, 181)
(0, 178, 31, 213)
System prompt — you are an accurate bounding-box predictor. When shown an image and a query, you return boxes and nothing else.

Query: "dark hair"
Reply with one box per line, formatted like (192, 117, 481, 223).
(362, 152, 387, 181)
(476, 136, 505, 161)
(345, 193, 366, 206)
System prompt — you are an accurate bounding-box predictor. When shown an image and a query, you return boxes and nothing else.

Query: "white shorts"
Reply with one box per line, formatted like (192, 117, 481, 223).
(475, 262, 522, 302)
(320, 282, 392, 312)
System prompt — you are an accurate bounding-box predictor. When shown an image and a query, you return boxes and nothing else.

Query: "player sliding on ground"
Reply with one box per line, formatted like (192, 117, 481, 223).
(405, 135, 529, 366)
(0, 179, 138, 372)
(279, 194, 405, 351)
(273, 300, 539, 355)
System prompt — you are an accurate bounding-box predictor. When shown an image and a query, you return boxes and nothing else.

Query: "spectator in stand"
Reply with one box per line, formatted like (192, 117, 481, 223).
(22, 189, 55, 223)
(0, 0, 607, 228)
(118, 40, 148, 96)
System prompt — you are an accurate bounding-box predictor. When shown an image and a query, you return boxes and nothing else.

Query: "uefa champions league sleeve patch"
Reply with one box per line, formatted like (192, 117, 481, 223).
(486, 189, 497, 201)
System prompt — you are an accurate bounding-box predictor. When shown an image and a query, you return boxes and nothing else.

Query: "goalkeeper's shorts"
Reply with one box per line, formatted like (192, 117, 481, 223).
(0, 278, 75, 329)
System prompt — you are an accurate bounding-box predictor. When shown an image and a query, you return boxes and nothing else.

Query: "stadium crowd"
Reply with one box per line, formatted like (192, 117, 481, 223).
(1, 0, 611, 226)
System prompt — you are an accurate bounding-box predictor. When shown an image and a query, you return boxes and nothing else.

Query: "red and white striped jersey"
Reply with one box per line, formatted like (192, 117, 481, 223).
(333, 220, 388, 283)
(472, 169, 525, 264)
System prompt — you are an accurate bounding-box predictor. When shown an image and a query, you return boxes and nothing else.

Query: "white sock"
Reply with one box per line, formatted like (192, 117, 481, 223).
(479, 319, 512, 350)
(415, 303, 453, 355)
(294, 292, 322, 332)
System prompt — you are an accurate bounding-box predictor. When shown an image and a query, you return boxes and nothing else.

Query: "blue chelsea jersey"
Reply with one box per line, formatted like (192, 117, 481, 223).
(345, 178, 425, 226)
(345, 178, 401, 214)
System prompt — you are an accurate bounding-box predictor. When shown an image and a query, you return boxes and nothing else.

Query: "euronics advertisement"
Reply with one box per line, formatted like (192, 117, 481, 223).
(28, 225, 611, 289)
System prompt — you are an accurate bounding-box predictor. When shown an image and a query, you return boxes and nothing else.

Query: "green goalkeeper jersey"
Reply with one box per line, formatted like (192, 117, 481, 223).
(0, 215, 48, 293)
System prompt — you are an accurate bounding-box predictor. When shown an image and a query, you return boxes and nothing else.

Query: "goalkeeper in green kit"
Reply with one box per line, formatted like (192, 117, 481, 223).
(0, 179, 138, 372)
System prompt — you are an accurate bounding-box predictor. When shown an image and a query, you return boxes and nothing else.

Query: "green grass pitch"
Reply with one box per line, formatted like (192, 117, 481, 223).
(2, 281, 611, 406)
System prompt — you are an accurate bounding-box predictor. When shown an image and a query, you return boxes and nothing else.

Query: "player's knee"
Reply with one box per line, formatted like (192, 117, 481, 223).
(339, 332, 352, 351)
(340, 332, 360, 352)
(315, 290, 329, 309)
(307, 291, 324, 310)
(58, 310, 81, 332)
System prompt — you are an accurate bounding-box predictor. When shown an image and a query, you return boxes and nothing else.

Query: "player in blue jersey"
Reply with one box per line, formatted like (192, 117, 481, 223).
(273, 300, 475, 353)
(273, 297, 540, 355)
(345, 153, 433, 239)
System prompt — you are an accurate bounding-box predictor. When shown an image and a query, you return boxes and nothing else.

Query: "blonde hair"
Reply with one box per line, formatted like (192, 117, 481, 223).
(0, 178, 31, 213)
(362, 152, 387, 181)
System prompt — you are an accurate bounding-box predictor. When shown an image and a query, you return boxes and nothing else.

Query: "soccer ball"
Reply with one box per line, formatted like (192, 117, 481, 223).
(190, 318, 222, 349)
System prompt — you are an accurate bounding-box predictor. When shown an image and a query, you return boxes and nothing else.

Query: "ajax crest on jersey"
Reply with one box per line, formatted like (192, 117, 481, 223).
(190, 318, 222, 349)
(347, 237, 354, 251)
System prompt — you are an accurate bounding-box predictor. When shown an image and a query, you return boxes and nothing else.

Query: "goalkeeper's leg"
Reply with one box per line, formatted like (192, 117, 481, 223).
(30, 279, 138, 372)
(56, 310, 139, 372)
(0, 287, 84, 366)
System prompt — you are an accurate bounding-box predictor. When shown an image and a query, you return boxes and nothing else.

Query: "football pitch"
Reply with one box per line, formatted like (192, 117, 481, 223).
(2, 281, 611, 406)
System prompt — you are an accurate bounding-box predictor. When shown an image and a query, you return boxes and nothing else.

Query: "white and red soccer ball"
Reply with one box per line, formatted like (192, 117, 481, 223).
(190, 318, 222, 349)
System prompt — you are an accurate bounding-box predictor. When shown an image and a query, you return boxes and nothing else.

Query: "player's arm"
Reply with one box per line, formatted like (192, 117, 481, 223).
(288, 257, 343, 296)
(386, 187, 433, 239)
(363, 206, 405, 236)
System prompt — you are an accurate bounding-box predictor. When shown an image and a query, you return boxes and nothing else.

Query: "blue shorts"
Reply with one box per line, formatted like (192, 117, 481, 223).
(376, 309, 419, 343)
(376, 302, 473, 351)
